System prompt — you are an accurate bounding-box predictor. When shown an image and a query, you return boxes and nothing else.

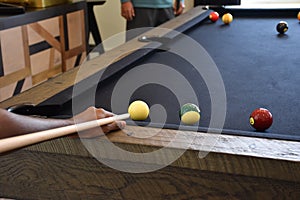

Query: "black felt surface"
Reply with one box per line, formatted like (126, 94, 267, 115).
(183, 13, 300, 138)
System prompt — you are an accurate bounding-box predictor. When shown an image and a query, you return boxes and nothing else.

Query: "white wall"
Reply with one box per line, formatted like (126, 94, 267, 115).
(90, 0, 126, 50)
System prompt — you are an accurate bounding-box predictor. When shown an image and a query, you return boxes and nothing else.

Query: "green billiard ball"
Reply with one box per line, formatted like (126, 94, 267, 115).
(180, 103, 201, 125)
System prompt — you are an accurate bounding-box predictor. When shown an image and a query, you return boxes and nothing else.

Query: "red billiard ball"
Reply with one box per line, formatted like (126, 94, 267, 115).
(209, 11, 219, 22)
(249, 108, 273, 131)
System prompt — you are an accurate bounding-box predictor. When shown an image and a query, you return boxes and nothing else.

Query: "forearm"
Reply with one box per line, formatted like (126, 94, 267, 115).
(0, 109, 73, 139)
(0, 107, 125, 139)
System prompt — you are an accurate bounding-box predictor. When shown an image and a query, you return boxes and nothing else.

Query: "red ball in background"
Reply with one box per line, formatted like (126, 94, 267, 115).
(249, 108, 273, 131)
(209, 11, 219, 22)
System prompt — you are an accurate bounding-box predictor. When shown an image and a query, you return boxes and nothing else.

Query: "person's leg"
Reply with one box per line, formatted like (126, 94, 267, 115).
(125, 7, 175, 41)
(155, 7, 175, 27)
(126, 8, 156, 41)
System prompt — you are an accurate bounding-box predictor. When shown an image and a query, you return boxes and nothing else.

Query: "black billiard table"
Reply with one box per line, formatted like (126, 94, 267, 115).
(12, 6, 300, 141)
(1, 6, 300, 199)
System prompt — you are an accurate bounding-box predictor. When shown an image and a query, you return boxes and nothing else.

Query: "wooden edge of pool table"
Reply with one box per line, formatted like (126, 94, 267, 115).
(21, 125, 300, 182)
(0, 6, 299, 182)
(104, 126, 300, 182)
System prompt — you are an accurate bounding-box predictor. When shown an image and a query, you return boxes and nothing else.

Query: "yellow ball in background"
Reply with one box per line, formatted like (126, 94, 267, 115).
(297, 11, 300, 21)
(222, 13, 233, 24)
(128, 100, 149, 121)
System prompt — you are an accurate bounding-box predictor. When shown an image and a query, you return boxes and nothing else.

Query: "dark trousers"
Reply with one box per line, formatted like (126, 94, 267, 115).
(126, 7, 175, 40)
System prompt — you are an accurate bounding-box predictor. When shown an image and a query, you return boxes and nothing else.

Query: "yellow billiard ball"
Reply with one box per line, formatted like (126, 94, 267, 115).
(222, 13, 233, 25)
(298, 11, 300, 21)
(128, 100, 149, 121)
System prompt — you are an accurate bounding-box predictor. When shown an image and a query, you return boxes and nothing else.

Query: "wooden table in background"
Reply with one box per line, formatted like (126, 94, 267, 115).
(0, 1, 87, 102)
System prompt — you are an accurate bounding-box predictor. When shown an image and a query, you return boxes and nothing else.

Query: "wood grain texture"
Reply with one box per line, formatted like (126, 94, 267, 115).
(21, 25, 31, 78)
(29, 23, 62, 51)
(109, 126, 300, 162)
(27, 17, 60, 46)
(0, 150, 299, 199)
(18, 126, 300, 183)
(0, 26, 31, 89)
(0, 27, 26, 74)
(0, 68, 30, 88)
(65, 10, 87, 70)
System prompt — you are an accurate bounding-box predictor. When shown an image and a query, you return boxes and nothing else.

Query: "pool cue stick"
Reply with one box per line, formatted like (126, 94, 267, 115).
(0, 113, 130, 154)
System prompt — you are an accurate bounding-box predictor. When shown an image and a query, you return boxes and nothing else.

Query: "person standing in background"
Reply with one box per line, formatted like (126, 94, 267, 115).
(121, 0, 185, 38)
